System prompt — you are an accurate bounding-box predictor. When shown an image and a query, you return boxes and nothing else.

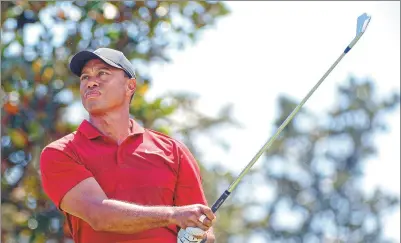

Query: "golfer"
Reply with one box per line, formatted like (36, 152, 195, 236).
(40, 48, 216, 243)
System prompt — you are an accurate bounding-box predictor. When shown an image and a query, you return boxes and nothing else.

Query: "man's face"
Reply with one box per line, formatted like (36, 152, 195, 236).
(79, 59, 134, 115)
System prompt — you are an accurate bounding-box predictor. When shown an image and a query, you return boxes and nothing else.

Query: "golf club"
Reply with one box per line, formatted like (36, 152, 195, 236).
(179, 12, 372, 243)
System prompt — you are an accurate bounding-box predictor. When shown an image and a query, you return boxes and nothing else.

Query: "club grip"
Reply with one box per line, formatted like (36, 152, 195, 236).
(211, 190, 231, 213)
(198, 191, 231, 243)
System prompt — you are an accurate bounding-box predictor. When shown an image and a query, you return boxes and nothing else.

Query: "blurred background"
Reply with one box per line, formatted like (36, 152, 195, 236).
(1, 1, 400, 243)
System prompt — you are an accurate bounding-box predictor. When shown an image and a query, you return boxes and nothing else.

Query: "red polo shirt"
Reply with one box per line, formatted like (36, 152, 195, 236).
(40, 119, 208, 243)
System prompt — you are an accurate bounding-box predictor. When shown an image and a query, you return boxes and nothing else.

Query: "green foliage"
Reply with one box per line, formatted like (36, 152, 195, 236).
(1, 1, 232, 242)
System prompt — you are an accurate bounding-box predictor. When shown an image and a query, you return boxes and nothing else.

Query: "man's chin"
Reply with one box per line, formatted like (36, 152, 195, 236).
(84, 106, 108, 116)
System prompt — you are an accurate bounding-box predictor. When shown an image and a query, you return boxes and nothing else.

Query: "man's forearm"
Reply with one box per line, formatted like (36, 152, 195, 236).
(89, 199, 173, 234)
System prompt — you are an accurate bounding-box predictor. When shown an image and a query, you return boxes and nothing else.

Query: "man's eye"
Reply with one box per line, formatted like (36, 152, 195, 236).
(99, 71, 107, 75)
(81, 76, 88, 80)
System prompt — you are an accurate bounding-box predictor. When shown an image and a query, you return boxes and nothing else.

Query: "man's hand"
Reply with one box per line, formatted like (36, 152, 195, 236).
(205, 229, 215, 243)
(170, 204, 215, 231)
(172, 205, 216, 243)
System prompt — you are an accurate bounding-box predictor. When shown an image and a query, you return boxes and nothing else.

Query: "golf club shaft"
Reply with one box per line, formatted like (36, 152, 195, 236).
(209, 43, 355, 215)
(198, 13, 371, 241)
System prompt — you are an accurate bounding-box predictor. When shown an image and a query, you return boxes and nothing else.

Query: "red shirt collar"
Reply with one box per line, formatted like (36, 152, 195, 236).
(78, 118, 145, 140)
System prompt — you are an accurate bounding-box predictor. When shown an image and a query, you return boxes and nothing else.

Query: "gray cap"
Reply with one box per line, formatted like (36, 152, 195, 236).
(69, 48, 136, 78)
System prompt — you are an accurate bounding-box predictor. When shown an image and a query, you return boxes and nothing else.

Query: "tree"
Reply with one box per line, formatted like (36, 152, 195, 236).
(1, 1, 234, 242)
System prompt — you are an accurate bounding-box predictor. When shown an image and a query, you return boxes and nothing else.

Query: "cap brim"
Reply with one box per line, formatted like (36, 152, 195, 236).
(69, 51, 123, 77)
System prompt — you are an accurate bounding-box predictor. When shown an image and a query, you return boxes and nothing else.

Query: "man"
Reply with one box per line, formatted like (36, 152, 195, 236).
(40, 48, 216, 243)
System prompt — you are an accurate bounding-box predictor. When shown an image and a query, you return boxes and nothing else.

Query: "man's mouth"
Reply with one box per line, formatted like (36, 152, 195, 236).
(85, 90, 101, 99)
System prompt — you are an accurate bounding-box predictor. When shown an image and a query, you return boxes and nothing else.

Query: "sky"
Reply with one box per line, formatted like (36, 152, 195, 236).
(67, 1, 400, 242)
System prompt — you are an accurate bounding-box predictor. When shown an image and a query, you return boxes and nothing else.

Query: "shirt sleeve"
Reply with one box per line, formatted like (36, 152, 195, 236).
(174, 142, 208, 207)
(40, 147, 93, 210)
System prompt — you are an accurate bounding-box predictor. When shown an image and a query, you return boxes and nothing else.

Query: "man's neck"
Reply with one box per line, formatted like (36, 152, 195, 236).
(89, 109, 131, 145)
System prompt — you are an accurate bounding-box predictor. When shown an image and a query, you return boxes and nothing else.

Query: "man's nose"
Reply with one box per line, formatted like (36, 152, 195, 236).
(87, 80, 99, 89)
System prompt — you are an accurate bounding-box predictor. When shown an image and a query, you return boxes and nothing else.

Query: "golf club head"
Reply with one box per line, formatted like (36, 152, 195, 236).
(356, 13, 371, 36)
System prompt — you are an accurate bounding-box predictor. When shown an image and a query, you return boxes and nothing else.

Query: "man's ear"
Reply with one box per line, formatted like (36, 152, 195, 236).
(127, 78, 136, 94)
